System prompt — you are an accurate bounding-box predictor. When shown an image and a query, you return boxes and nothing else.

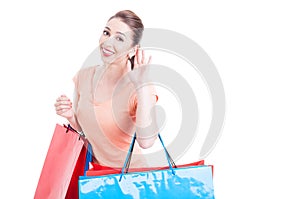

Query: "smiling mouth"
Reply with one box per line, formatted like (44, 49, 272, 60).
(102, 47, 115, 56)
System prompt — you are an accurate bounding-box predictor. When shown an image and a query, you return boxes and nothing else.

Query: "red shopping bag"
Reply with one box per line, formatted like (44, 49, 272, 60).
(34, 124, 87, 199)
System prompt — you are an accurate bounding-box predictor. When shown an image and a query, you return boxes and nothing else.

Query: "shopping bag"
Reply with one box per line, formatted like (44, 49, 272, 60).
(79, 134, 215, 199)
(85, 160, 205, 176)
(34, 124, 88, 199)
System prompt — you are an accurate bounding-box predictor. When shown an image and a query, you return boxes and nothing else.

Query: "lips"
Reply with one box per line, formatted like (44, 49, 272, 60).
(102, 47, 115, 57)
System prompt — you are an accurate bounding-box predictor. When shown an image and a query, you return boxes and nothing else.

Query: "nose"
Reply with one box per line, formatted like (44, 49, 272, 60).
(101, 35, 114, 47)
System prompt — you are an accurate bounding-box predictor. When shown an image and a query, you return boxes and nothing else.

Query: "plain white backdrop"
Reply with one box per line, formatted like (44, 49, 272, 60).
(1, 0, 299, 198)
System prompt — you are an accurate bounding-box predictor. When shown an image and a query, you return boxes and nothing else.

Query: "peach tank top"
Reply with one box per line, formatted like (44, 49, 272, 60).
(73, 65, 156, 168)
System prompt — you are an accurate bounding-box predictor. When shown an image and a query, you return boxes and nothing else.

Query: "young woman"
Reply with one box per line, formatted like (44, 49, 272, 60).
(54, 10, 158, 168)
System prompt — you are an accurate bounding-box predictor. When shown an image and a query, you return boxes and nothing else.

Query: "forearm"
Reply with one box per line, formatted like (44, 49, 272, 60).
(136, 87, 153, 127)
(67, 114, 82, 132)
(135, 87, 158, 148)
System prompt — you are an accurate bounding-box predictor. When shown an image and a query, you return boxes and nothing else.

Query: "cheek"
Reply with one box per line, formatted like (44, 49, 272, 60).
(115, 41, 132, 53)
(115, 45, 126, 53)
(99, 36, 105, 46)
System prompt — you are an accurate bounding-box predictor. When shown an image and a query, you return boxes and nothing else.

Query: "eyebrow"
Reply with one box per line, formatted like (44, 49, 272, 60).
(105, 26, 126, 37)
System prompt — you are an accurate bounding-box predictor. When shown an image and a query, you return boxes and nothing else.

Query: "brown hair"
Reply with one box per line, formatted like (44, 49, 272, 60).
(109, 10, 144, 46)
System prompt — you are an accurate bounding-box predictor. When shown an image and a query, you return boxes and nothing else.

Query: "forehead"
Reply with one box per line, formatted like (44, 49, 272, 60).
(106, 18, 133, 35)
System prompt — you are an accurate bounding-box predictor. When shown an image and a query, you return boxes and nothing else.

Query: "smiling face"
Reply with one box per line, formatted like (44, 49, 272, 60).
(99, 18, 135, 65)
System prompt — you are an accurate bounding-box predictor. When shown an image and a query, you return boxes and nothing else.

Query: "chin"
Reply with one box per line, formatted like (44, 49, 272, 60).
(100, 55, 114, 65)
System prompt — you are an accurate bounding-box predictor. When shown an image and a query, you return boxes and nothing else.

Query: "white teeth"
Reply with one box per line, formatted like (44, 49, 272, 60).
(102, 48, 114, 55)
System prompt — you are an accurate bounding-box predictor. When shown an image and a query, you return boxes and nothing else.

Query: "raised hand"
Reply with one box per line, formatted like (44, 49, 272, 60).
(127, 48, 152, 86)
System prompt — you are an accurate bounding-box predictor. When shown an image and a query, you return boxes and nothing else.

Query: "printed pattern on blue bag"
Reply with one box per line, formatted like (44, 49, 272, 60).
(79, 166, 214, 199)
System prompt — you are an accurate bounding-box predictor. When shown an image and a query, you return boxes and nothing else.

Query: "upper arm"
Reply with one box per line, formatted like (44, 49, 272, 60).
(72, 72, 80, 112)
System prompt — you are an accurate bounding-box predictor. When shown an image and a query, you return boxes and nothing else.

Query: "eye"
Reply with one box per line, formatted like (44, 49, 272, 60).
(116, 36, 124, 42)
(103, 30, 110, 36)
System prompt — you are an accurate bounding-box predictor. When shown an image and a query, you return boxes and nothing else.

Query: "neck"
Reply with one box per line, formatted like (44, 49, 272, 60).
(102, 60, 127, 85)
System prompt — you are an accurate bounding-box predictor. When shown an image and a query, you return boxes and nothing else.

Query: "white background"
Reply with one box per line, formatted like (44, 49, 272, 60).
(1, 0, 299, 198)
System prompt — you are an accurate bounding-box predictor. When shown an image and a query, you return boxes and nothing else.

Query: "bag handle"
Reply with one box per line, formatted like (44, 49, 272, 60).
(84, 143, 93, 175)
(119, 133, 177, 181)
(64, 124, 92, 175)
(63, 124, 85, 140)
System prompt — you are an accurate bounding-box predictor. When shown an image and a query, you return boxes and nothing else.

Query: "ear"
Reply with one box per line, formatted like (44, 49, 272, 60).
(128, 45, 139, 59)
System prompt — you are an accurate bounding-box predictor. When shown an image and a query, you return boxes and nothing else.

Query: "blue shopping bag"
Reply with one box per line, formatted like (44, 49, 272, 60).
(79, 134, 215, 199)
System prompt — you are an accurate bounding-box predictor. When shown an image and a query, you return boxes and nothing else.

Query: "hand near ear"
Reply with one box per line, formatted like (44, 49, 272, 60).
(127, 48, 152, 86)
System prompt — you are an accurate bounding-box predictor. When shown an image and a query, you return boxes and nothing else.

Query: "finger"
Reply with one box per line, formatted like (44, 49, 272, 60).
(134, 53, 138, 68)
(141, 50, 145, 64)
(56, 109, 71, 115)
(61, 96, 70, 101)
(55, 101, 72, 108)
(57, 94, 67, 100)
(147, 55, 152, 64)
(56, 105, 72, 111)
(138, 48, 143, 65)
(135, 48, 140, 64)
(57, 96, 70, 102)
(127, 59, 132, 72)
(55, 101, 72, 107)
(56, 102, 72, 108)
